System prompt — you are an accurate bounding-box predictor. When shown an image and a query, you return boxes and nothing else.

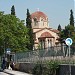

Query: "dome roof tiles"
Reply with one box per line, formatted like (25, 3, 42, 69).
(31, 11, 47, 20)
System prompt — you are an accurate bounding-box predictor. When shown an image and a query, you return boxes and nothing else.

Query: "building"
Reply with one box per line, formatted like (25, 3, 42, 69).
(31, 10, 59, 50)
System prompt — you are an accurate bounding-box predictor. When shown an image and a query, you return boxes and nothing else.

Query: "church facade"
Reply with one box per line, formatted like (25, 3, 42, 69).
(31, 11, 59, 50)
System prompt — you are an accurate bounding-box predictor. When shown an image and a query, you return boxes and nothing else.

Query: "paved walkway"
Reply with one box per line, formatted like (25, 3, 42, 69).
(0, 72, 9, 75)
(4, 69, 32, 75)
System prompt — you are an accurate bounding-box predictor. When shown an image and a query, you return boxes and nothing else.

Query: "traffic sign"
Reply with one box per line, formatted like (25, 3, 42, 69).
(6, 48, 11, 54)
(6, 50, 11, 54)
(65, 38, 73, 46)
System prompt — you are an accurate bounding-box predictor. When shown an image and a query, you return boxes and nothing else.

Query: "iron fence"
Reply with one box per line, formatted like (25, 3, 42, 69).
(15, 45, 75, 63)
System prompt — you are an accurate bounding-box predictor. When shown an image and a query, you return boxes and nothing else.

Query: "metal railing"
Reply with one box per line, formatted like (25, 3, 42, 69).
(15, 45, 75, 63)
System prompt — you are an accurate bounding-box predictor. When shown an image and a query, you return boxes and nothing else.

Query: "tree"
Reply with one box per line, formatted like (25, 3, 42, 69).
(26, 9, 34, 50)
(60, 25, 75, 42)
(11, 5, 15, 15)
(70, 9, 74, 27)
(59, 9, 75, 42)
(0, 12, 29, 55)
(33, 60, 59, 75)
(57, 24, 62, 31)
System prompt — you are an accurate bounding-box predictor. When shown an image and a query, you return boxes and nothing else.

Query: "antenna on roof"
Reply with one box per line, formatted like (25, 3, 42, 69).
(37, 8, 39, 11)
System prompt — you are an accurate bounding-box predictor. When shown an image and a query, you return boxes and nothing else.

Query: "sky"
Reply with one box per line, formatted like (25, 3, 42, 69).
(0, 0, 74, 29)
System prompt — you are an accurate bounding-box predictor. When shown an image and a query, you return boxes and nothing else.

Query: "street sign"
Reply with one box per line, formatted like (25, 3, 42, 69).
(6, 51, 11, 54)
(65, 38, 72, 75)
(6, 48, 11, 54)
(65, 38, 73, 46)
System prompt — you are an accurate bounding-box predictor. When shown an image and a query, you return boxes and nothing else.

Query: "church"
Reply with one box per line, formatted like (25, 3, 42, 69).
(31, 10, 59, 50)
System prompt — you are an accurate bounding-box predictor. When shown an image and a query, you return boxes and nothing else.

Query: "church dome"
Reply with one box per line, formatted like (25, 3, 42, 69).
(31, 11, 47, 20)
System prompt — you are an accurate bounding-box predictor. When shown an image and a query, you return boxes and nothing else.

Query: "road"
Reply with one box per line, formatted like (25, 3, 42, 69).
(0, 72, 9, 75)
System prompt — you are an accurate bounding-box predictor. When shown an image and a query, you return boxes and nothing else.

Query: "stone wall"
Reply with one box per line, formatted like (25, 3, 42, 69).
(14, 62, 35, 73)
(14, 62, 75, 75)
(58, 64, 75, 75)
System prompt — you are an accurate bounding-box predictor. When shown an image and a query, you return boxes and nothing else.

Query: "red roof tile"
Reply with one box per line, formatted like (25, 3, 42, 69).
(50, 29, 59, 33)
(31, 11, 47, 20)
(39, 32, 54, 38)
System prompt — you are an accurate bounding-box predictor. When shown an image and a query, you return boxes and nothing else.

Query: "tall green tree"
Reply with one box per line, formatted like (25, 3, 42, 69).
(57, 24, 62, 31)
(70, 9, 74, 27)
(11, 5, 15, 15)
(59, 9, 75, 42)
(0, 12, 29, 55)
(60, 25, 75, 42)
(26, 9, 34, 50)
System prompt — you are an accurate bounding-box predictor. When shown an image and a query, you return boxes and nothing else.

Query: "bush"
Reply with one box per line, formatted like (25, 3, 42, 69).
(33, 60, 60, 75)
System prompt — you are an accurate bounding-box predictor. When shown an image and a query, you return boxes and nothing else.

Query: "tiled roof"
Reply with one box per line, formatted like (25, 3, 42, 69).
(50, 29, 59, 33)
(31, 11, 47, 20)
(39, 32, 54, 39)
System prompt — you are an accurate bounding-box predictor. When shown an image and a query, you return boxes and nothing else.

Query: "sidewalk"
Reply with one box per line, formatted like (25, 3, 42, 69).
(4, 69, 32, 75)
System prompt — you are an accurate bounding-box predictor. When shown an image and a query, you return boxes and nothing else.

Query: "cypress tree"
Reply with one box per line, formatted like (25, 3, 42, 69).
(57, 24, 61, 31)
(26, 9, 34, 50)
(11, 5, 15, 15)
(70, 9, 74, 27)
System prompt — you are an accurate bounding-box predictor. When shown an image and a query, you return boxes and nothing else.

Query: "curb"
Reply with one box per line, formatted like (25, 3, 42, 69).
(3, 69, 32, 75)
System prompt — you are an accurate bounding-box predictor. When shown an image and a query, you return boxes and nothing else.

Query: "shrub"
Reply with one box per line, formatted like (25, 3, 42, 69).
(33, 60, 60, 75)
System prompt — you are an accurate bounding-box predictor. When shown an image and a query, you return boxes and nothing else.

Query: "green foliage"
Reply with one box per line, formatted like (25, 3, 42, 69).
(46, 60, 59, 75)
(26, 9, 34, 50)
(33, 63, 43, 75)
(59, 9, 75, 43)
(0, 12, 29, 54)
(60, 25, 75, 42)
(11, 5, 15, 15)
(26, 9, 32, 28)
(57, 24, 61, 31)
(33, 60, 59, 75)
(37, 43, 41, 50)
(70, 9, 74, 27)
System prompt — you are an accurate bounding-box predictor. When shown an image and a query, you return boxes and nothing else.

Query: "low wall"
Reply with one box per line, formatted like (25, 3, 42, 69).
(14, 62, 36, 73)
(14, 62, 75, 75)
(58, 64, 75, 75)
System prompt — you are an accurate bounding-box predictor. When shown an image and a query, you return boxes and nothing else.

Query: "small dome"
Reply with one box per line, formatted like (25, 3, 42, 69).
(31, 11, 47, 20)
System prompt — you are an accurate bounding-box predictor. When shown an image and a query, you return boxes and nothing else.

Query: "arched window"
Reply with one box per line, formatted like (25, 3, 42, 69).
(34, 18, 38, 26)
(41, 18, 44, 26)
